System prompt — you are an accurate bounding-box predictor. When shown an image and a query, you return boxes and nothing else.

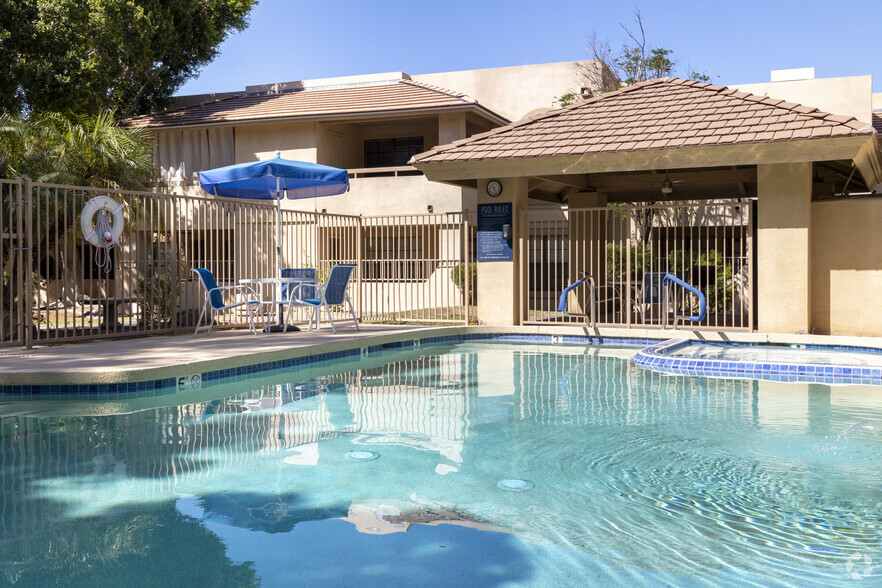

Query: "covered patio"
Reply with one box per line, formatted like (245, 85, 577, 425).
(412, 78, 882, 336)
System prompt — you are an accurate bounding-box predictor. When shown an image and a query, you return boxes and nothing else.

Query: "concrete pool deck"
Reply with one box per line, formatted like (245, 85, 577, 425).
(1, 324, 881, 387)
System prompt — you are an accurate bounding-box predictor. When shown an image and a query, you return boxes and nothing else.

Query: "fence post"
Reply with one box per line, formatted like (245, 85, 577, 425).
(23, 178, 33, 349)
(625, 205, 632, 329)
(357, 215, 363, 321)
(463, 213, 470, 325)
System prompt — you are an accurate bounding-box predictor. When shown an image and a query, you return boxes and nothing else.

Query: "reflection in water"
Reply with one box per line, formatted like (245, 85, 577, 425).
(1, 343, 882, 585)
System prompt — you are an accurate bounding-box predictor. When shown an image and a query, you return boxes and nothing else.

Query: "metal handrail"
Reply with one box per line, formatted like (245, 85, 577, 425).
(662, 273, 706, 328)
(557, 274, 596, 327)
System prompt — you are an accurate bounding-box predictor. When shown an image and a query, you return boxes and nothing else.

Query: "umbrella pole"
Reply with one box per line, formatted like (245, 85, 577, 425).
(275, 181, 284, 325)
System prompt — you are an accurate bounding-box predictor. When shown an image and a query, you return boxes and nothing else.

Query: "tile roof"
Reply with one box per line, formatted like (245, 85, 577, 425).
(122, 80, 490, 129)
(412, 78, 876, 164)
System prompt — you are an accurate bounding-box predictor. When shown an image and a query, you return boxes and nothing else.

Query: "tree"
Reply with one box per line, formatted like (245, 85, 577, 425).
(1, 111, 155, 318)
(561, 11, 713, 244)
(0, 111, 154, 188)
(558, 10, 711, 106)
(0, 0, 256, 118)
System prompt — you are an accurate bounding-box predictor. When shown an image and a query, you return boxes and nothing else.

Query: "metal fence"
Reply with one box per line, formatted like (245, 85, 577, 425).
(523, 201, 754, 330)
(1, 179, 755, 348)
(1, 180, 475, 347)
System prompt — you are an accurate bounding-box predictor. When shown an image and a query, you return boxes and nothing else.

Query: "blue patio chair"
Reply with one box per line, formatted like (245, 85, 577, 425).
(278, 268, 316, 331)
(192, 268, 263, 336)
(285, 264, 359, 334)
(633, 272, 667, 324)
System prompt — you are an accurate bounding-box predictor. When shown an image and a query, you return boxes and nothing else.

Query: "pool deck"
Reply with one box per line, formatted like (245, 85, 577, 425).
(1, 324, 881, 387)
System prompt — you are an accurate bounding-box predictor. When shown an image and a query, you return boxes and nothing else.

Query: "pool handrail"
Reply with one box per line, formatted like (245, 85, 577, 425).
(557, 274, 596, 327)
(662, 273, 706, 327)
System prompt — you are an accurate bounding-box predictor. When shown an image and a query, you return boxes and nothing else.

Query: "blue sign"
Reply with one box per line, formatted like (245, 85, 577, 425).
(477, 203, 513, 262)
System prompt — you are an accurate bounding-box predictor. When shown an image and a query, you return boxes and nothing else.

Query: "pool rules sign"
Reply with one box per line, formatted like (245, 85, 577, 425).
(477, 203, 513, 262)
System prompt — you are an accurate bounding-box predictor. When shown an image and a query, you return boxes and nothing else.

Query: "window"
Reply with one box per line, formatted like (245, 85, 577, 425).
(363, 228, 436, 281)
(363, 137, 424, 168)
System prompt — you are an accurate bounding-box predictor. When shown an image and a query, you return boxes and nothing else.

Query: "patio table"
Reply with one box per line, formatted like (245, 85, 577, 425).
(85, 296, 138, 330)
(239, 277, 317, 332)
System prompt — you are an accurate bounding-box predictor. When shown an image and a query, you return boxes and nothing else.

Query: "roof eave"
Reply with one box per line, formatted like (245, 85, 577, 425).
(413, 136, 876, 185)
(125, 103, 509, 131)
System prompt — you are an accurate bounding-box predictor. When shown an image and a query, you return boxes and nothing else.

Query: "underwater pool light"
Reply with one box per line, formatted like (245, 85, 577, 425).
(497, 478, 534, 491)
(346, 450, 380, 462)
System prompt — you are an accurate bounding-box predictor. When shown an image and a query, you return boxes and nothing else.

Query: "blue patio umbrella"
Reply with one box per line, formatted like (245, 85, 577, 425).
(199, 152, 350, 330)
(199, 152, 350, 276)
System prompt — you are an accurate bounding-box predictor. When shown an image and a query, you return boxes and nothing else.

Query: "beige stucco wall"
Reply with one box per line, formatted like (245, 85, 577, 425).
(292, 175, 471, 216)
(733, 76, 873, 125)
(235, 121, 317, 162)
(414, 61, 590, 122)
(756, 162, 812, 334)
(811, 199, 882, 336)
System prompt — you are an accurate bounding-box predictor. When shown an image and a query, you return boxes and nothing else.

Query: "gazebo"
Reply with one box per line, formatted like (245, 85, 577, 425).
(411, 78, 882, 336)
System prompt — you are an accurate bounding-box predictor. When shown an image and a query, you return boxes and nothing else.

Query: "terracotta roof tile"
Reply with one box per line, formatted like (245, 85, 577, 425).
(122, 80, 495, 129)
(412, 78, 875, 165)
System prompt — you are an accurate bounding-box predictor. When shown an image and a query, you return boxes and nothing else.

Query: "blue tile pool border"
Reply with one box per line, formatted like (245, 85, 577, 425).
(0, 333, 655, 397)
(632, 338, 882, 386)
(6, 332, 882, 397)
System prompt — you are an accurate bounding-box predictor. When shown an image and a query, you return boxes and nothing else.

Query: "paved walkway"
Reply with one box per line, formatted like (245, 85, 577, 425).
(0, 324, 436, 385)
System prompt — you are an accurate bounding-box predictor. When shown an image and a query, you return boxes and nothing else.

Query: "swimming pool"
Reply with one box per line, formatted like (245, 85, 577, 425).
(2, 341, 881, 586)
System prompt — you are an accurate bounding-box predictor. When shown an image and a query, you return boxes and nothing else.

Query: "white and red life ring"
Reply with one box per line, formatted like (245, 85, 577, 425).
(81, 195, 124, 247)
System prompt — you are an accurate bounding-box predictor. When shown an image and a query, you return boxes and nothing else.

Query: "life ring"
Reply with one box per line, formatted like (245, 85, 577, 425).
(81, 195, 124, 248)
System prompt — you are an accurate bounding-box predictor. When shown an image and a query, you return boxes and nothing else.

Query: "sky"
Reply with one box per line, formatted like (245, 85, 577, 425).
(178, 0, 881, 97)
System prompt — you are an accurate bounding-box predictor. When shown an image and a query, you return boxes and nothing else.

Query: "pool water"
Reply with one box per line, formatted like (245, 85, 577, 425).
(2, 342, 882, 586)
(669, 342, 882, 367)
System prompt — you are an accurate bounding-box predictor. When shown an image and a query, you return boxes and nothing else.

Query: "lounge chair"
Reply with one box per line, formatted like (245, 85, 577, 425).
(284, 264, 359, 334)
(192, 268, 263, 335)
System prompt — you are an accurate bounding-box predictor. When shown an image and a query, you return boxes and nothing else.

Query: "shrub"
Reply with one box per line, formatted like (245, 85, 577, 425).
(667, 249, 734, 312)
(605, 243, 647, 282)
(136, 275, 176, 325)
(452, 262, 477, 304)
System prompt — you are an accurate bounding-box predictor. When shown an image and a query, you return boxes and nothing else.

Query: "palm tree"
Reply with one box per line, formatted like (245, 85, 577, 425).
(0, 111, 154, 188)
(1, 111, 155, 336)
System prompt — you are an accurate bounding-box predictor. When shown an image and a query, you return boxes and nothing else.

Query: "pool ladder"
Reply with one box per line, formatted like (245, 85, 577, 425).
(661, 274, 706, 329)
(558, 273, 706, 329)
(557, 274, 597, 327)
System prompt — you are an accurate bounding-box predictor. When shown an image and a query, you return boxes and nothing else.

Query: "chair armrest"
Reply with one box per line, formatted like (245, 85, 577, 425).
(208, 284, 260, 302)
(289, 282, 322, 301)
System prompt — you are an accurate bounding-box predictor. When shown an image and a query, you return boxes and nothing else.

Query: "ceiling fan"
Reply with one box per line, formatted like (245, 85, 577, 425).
(659, 173, 685, 195)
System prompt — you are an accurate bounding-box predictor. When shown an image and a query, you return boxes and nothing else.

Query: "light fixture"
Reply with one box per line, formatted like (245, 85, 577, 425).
(427, 205, 433, 213)
(661, 177, 674, 194)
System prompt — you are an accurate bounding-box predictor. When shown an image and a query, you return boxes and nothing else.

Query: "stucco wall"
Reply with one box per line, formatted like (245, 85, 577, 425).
(811, 199, 882, 336)
(733, 76, 873, 125)
(235, 121, 317, 162)
(414, 61, 589, 122)
(289, 174, 472, 216)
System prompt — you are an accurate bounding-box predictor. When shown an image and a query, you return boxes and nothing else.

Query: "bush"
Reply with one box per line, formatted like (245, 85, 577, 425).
(667, 249, 734, 312)
(136, 276, 176, 325)
(605, 243, 648, 282)
(452, 262, 477, 304)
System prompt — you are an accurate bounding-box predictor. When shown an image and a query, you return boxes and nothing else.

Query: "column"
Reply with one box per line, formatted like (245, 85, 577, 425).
(756, 162, 812, 333)
(476, 177, 529, 325)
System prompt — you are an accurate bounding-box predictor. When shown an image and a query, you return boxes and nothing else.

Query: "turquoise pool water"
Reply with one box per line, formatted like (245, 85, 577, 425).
(2, 342, 882, 586)
(669, 343, 882, 367)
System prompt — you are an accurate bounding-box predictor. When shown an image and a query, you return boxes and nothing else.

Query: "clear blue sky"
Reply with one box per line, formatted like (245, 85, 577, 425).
(178, 0, 881, 96)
